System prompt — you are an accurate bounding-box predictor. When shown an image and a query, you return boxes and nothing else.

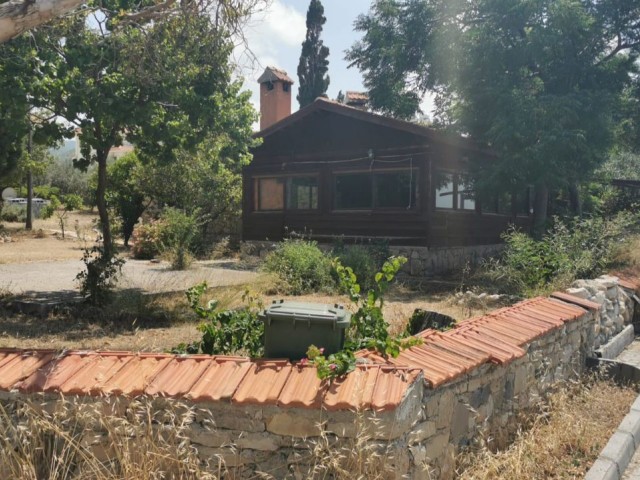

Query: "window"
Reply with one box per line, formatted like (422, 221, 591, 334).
(374, 170, 417, 209)
(255, 177, 284, 211)
(334, 170, 418, 210)
(434, 170, 476, 211)
(283, 83, 290, 92)
(434, 171, 455, 209)
(287, 176, 318, 210)
(266, 82, 274, 91)
(334, 173, 372, 209)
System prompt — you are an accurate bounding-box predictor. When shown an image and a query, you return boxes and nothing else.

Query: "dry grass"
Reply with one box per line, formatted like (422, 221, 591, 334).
(0, 397, 214, 480)
(612, 234, 640, 277)
(0, 273, 492, 352)
(0, 210, 100, 264)
(456, 377, 638, 479)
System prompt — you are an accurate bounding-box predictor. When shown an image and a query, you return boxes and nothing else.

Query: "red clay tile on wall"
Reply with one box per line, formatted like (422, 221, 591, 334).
(550, 292, 601, 311)
(101, 355, 173, 396)
(371, 368, 421, 411)
(232, 360, 291, 405)
(145, 357, 213, 398)
(187, 358, 251, 403)
(0, 351, 57, 390)
(278, 365, 326, 408)
(323, 366, 379, 411)
(18, 354, 91, 393)
(60, 354, 134, 395)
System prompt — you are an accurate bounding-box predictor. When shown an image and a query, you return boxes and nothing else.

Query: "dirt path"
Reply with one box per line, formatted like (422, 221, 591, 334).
(0, 258, 257, 297)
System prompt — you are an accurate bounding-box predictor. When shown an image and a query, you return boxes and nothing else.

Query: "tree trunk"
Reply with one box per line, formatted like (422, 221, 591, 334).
(25, 123, 33, 230)
(532, 183, 549, 239)
(96, 153, 113, 257)
(568, 182, 582, 217)
(0, 0, 85, 43)
(25, 170, 33, 230)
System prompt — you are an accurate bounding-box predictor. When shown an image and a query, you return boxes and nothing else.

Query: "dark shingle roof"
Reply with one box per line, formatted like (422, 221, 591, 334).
(257, 66, 294, 85)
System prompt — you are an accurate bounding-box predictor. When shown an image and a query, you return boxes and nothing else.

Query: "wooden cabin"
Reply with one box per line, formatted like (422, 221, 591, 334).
(243, 69, 531, 248)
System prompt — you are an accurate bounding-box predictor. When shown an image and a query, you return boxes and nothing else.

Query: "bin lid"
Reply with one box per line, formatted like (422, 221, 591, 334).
(263, 301, 351, 326)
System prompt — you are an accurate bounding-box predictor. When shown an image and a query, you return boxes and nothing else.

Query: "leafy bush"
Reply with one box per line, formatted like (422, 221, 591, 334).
(41, 194, 83, 238)
(0, 205, 25, 222)
(76, 246, 125, 306)
(332, 240, 391, 292)
(159, 208, 201, 270)
(306, 256, 421, 380)
(486, 212, 640, 295)
(131, 222, 164, 259)
(262, 239, 335, 294)
(172, 282, 264, 357)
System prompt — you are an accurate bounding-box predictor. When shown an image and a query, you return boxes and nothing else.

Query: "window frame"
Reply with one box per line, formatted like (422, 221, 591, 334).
(433, 169, 477, 212)
(252, 174, 320, 213)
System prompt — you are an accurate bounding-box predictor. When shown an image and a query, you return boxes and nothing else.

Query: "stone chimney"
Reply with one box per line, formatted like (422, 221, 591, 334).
(258, 67, 294, 131)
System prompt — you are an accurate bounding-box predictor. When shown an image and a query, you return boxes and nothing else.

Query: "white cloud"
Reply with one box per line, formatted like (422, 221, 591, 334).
(235, 0, 305, 76)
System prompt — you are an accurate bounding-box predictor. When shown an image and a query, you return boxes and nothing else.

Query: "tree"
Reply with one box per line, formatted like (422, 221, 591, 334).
(106, 152, 148, 247)
(296, 0, 330, 108)
(33, 2, 258, 257)
(347, 0, 640, 234)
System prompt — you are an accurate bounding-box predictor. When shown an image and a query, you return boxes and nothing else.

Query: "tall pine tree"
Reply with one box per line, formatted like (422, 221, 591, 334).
(297, 0, 330, 108)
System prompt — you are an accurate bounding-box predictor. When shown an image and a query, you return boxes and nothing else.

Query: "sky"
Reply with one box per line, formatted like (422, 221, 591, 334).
(237, 0, 373, 115)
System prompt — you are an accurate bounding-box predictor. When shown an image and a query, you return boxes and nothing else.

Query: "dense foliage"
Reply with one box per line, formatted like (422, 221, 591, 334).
(173, 282, 264, 357)
(485, 212, 640, 296)
(297, 0, 330, 107)
(332, 240, 390, 292)
(76, 246, 125, 306)
(262, 239, 335, 294)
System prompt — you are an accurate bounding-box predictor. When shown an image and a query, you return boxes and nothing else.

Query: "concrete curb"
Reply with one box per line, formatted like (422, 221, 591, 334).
(596, 325, 636, 360)
(585, 394, 640, 479)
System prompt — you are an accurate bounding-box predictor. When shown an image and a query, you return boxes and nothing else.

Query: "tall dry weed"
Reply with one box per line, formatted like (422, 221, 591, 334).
(456, 378, 637, 479)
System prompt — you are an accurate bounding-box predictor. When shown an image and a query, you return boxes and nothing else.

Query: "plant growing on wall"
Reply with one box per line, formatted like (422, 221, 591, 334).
(307, 256, 422, 380)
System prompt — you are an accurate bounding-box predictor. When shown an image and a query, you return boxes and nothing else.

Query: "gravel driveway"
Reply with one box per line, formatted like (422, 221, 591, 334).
(0, 258, 258, 297)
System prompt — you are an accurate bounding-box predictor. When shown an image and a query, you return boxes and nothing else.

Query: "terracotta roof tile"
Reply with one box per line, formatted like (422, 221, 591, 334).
(60, 353, 134, 395)
(0, 350, 57, 389)
(18, 353, 90, 393)
(611, 272, 640, 293)
(323, 366, 379, 411)
(146, 356, 213, 398)
(550, 292, 601, 311)
(187, 358, 251, 403)
(101, 354, 173, 396)
(371, 368, 421, 411)
(232, 360, 291, 405)
(278, 365, 325, 408)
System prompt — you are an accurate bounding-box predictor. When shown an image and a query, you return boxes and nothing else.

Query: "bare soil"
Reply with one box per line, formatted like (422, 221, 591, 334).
(0, 211, 99, 264)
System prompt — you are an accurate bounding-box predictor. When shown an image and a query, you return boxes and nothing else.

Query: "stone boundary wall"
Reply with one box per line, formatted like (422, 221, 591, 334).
(242, 240, 503, 277)
(0, 277, 637, 479)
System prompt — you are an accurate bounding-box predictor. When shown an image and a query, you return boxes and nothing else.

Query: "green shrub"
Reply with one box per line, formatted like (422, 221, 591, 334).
(131, 222, 164, 259)
(0, 205, 25, 223)
(306, 256, 421, 379)
(332, 241, 391, 292)
(172, 282, 264, 357)
(262, 239, 335, 294)
(486, 212, 640, 296)
(76, 246, 125, 306)
(159, 208, 201, 270)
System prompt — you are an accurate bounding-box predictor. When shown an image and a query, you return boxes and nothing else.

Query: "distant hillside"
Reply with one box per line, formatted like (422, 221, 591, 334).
(49, 139, 77, 163)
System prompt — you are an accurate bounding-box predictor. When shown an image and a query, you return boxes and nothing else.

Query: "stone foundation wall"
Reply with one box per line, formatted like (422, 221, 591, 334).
(241, 241, 504, 277)
(391, 244, 504, 277)
(567, 275, 635, 349)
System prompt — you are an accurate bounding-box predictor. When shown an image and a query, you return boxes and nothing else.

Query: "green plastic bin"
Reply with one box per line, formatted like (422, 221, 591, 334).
(260, 300, 351, 360)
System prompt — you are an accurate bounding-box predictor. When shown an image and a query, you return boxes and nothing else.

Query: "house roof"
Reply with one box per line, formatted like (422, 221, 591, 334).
(255, 97, 487, 153)
(345, 91, 369, 104)
(257, 66, 294, 85)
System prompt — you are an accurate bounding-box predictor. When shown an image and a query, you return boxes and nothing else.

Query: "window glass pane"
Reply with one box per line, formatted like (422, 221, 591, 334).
(457, 177, 476, 211)
(374, 170, 417, 209)
(434, 171, 454, 209)
(334, 173, 372, 209)
(287, 177, 318, 210)
(514, 187, 531, 215)
(257, 177, 284, 211)
(496, 192, 512, 215)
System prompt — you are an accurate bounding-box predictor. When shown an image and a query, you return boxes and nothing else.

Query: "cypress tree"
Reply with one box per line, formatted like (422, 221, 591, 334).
(297, 0, 330, 108)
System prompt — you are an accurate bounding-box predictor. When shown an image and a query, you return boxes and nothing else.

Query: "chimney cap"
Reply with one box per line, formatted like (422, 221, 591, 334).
(258, 66, 294, 85)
